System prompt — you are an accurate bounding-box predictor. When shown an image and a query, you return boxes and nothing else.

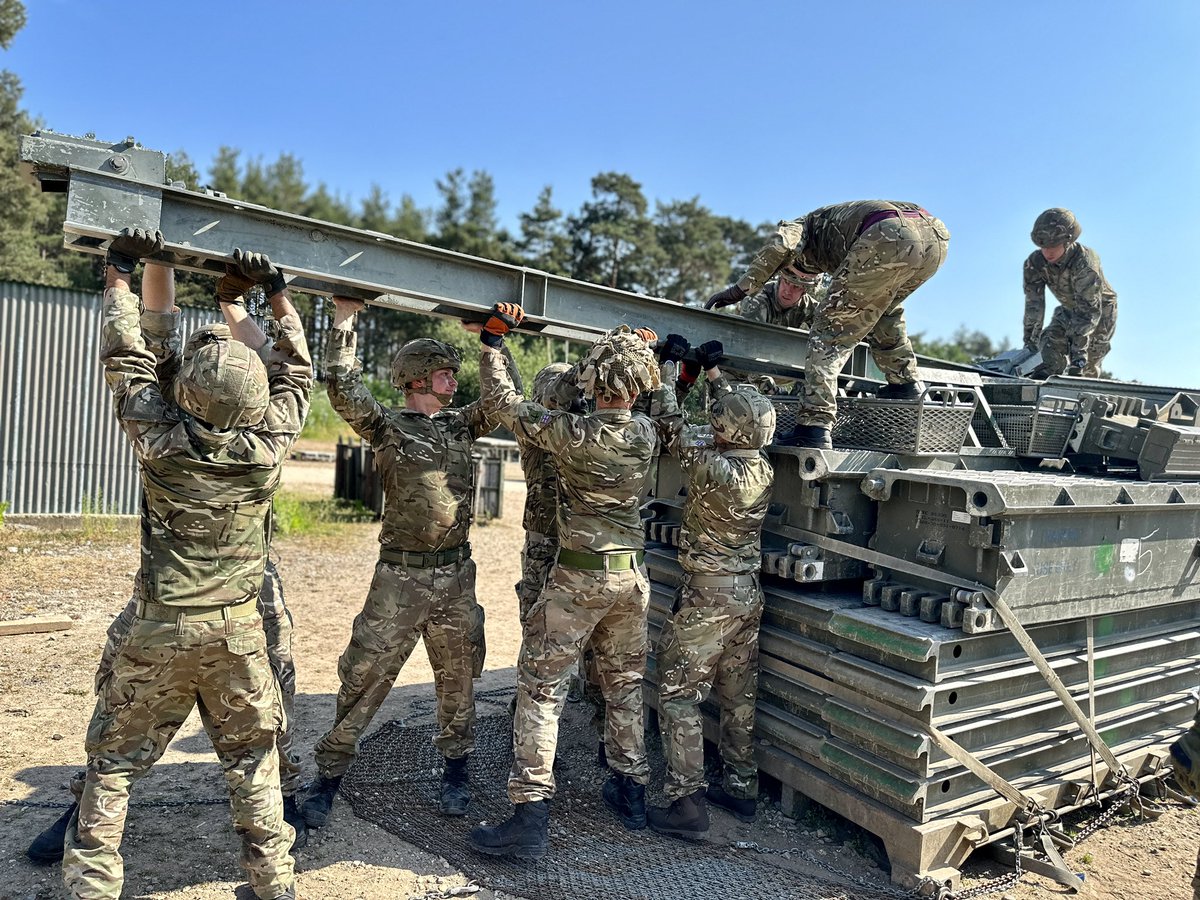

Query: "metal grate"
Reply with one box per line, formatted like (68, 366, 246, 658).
(340, 691, 902, 900)
(973, 397, 1078, 458)
(772, 389, 977, 454)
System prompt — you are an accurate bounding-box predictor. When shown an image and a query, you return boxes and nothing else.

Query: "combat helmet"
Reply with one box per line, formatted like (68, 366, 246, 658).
(710, 384, 776, 449)
(532, 361, 577, 409)
(1031, 208, 1081, 248)
(175, 324, 270, 429)
(577, 325, 661, 403)
(391, 338, 462, 390)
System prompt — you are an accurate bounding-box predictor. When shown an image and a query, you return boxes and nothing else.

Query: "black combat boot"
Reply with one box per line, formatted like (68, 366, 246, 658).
(301, 774, 342, 829)
(876, 380, 926, 401)
(647, 788, 709, 841)
(602, 772, 646, 830)
(468, 799, 550, 859)
(25, 802, 76, 863)
(439, 756, 470, 816)
(776, 424, 832, 449)
(596, 741, 607, 768)
(269, 888, 296, 900)
(706, 782, 756, 823)
(283, 795, 308, 850)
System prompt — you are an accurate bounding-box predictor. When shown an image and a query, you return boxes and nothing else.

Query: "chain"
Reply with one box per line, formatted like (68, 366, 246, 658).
(940, 821, 1024, 900)
(731, 839, 930, 899)
(1073, 778, 1141, 843)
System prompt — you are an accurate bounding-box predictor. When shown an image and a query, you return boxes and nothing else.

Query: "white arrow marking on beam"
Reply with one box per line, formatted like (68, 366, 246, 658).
(193, 221, 220, 235)
(340, 251, 364, 267)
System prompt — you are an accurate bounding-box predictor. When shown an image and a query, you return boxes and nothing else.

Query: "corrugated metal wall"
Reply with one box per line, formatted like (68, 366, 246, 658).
(0, 281, 220, 515)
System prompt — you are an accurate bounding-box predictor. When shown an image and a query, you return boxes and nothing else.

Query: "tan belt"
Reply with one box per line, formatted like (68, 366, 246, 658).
(557, 547, 644, 571)
(683, 572, 759, 588)
(135, 597, 259, 624)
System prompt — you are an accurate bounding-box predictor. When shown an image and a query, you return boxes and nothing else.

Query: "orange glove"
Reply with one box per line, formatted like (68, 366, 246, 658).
(482, 302, 525, 347)
(633, 327, 658, 344)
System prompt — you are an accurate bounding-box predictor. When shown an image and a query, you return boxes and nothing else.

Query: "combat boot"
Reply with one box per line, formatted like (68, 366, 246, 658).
(706, 782, 756, 823)
(269, 889, 296, 900)
(25, 801, 76, 863)
(301, 774, 342, 829)
(876, 380, 926, 401)
(596, 741, 607, 768)
(776, 425, 832, 450)
(439, 756, 470, 816)
(647, 788, 709, 841)
(468, 799, 550, 859)
(283, 795, 308, 850)
(602, 772, 646, 830)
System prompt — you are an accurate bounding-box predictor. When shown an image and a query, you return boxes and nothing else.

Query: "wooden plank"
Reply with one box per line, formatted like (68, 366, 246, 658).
(0, 615, 73, 636)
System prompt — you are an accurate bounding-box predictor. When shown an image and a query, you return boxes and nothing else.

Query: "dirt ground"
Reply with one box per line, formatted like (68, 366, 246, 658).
(2, 459, 1199, 900)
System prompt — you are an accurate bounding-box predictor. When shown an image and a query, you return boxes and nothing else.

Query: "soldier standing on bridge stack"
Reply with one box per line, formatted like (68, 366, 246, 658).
(62, 230, 312, 900)
(27, 261, 310, 866)
(466, 307, 673, 859)
(1023, 208, 1117, 379)
(303, 298, 515, 829)
(647, 342, 777, 840)
(707, 201, 950, 449)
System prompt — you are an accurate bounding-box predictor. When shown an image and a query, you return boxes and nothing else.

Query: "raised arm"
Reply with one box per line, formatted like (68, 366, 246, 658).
(324, 296, 388, 445)
(99, 228, 175, 458)
(139, 263, 182, 393)
(1022, 255, 1047, 350)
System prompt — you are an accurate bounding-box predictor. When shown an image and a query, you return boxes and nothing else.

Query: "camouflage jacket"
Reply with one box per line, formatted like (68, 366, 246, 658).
(325, 326, 505, 554)
(102, 286, 311, 608)
(519, 440, 559, 539)
(729, 279, 828, 330)
(480, 347, 672, 552)
(658, 376, 775, 575)
(1023, 243, 1117, 353)
(737, 201, 934, 295)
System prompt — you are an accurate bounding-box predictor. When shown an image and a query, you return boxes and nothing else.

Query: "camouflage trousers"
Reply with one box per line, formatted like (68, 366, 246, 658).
(315, 557, 479, 777)
(1040, 298, 1117, 378)
(70, 563, 302, 800)
(516, 532, 558, 622)
(509, 560, 651, 803)
(799, 214, 950, 427)
(63, 613, 292, 900)
(656, 576, 763, 802)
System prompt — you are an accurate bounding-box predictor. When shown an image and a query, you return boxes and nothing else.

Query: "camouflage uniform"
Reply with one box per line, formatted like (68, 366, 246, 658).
(737, 201, 950, 428)
(313, 326, 501, 778)
(63, 285, 310, 900)
(730, 277, 828, 330)
(478, 341, 674, 803)
(654, 378, 775, 802)
(1023, 243, 1117, 378)
(514, 371, 563, 620)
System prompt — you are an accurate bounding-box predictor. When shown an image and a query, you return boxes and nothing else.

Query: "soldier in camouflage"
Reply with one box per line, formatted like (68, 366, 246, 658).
(708, 201, 950, 448)
(647, 342, 776, 840)
(302, 297, 515, 828)
(1023, 208, 1117, 378)
(1170, 720, 1200, 899)
(26, 268, 308, 865)
(728, 263, 828, 331)
(61, 231, 311, 900)
(467, 308, 674, 859)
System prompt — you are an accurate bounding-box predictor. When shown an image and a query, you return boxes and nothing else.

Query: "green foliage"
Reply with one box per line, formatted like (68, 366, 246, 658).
(911, 326, 1011, 365)
(80, 489, 121, 538)
(299, 386, 352, 443)
(271, 492, 375, 537)
(0, 499, 7, 527)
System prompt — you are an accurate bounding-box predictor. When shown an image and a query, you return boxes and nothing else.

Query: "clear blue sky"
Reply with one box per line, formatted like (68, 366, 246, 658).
(7, 1, 1199, 384)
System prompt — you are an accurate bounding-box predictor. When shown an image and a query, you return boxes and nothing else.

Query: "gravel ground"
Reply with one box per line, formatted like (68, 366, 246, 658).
(1, 462, 1197, 899)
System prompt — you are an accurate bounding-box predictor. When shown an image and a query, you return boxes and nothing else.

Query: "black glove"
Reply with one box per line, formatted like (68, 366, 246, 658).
(656, 333, 690, 364)
(106, 227, 164, 273)
(481, 302, 525, 347)
(704, 284, 746, 310)
(233, 248, 287, 297)
(1066, 358, 1086, 376)
(215, 264, 256, 306)
(696, 340, 725, 370)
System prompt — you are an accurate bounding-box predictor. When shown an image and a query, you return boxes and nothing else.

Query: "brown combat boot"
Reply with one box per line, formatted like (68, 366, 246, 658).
(647, 788, 709, 841)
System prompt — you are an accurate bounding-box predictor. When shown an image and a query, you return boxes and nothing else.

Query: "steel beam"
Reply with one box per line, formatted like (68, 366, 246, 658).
(20, 131, 872, 380)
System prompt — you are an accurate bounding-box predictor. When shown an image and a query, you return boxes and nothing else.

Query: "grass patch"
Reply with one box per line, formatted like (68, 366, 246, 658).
(272, 491, 376, 537)
(81, 491, 124, 540)
(300, 386, 350, 444)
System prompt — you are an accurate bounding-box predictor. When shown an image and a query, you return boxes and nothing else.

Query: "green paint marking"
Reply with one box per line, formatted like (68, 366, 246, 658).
(1094, 544, 1115, 575)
